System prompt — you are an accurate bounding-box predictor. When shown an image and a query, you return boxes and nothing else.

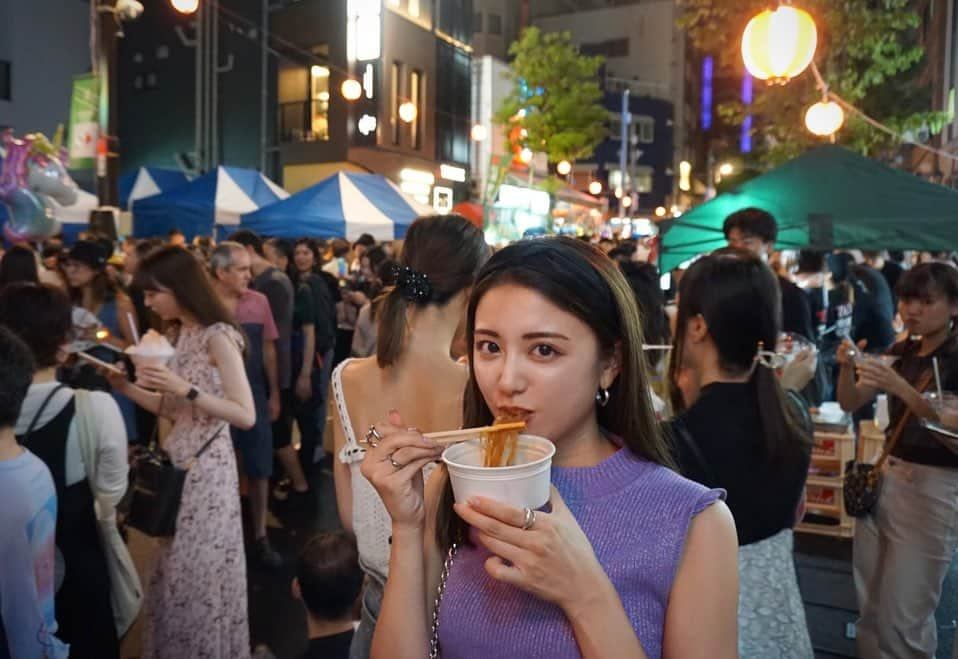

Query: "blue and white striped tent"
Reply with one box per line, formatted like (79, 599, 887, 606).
(133, 166, 288, 240)
(119, 167, 190, 210)
(240, 172, 434, 241)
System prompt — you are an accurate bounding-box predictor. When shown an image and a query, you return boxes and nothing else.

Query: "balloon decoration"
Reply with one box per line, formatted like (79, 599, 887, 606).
(0, 126, 80, 242)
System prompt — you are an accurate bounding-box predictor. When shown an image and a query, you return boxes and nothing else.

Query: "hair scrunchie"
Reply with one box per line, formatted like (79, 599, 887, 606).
(393, 265, 432, 304)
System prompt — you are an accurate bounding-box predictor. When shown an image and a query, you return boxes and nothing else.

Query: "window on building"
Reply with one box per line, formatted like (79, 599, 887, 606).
(634, 166, 654, 193)
(392, 61, 402, 146)
(277, 56, 330, 143)
(488, 13, 502, 35)
(473, 11, 482, 33)
(436, 41, 471, 164)
(609, 166, 653, 194)
(581, 38, 629, 59)
(410, 69, 423, 150)
(437, 0, 472, 45)
(635, 116, 654, 143)
(309, 65, 330, 141)
(0, 60, 11, 101)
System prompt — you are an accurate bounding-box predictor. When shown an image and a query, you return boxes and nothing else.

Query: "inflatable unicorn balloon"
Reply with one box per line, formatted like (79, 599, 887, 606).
(0, 126, 80, 242)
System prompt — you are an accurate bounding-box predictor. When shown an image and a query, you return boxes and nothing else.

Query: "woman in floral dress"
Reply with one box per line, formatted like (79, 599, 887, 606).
(109, 246, 256, 658)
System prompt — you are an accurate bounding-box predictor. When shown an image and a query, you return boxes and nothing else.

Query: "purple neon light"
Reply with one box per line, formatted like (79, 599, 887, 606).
(740, 73, 753, 153)
(701, 56, 714, 131)
(741, 73, 753, 105)
(741, 115, 753, 153)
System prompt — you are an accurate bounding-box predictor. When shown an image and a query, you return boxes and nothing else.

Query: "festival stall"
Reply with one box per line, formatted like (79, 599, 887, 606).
(132, 166, 287, 240)
(119, 167, 190, 210)
(660, 144, 958, 272)
(240, 171, 433, 241)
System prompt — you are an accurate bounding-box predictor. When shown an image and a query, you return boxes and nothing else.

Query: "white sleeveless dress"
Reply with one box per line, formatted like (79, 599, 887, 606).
(332, 359, 438, 659)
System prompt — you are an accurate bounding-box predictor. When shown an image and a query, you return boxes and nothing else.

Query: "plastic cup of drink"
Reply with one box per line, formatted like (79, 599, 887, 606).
(442, 434, 555, 510)
(923, 392, 958, 428)
(125, 347, 175, 369)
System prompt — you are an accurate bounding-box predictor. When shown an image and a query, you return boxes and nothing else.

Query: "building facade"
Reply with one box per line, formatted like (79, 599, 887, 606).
(270, 0, 475, 206)
(531, 1, 689, 208)
(471, 0, 520, 60)
(0, 0, 91, 137)
(118, 0, 473, 210)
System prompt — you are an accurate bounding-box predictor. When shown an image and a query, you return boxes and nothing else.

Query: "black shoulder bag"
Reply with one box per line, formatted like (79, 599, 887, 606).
(843, 371, 933, 518)
(127, 423, 225, 538)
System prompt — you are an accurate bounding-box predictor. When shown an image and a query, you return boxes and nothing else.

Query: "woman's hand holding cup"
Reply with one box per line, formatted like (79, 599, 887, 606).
(359, 410, 444, 530)
(453, 486, 610, 618)
(837, 338, 867, 368)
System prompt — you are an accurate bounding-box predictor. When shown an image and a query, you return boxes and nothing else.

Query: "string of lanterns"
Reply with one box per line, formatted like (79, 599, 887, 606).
(741, 0, 958, 162)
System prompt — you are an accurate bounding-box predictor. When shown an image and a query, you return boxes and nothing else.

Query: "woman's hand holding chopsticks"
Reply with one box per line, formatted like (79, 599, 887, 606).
(360, 410, 444, 530)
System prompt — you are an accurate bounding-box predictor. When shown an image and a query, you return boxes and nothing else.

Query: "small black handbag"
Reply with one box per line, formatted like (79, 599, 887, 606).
(127, 424, 224, 538)
(843, 372, 932, 518)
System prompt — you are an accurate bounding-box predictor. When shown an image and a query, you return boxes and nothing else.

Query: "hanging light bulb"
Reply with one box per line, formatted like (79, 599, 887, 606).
(399, 101, 418, 124)
(471, 124, 487, 142)
(556, 160, 572, 176)
(341, 79, 362, 101)
(805, 100, 845, 137)
(588, 180, 603, 195)
(742, 6, 818, 84)
(518, 148, 534, 165)
(171, 0, 199, 13)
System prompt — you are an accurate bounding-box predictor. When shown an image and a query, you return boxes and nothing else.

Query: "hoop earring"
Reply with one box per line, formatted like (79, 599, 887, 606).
(595, 388, 610, 407)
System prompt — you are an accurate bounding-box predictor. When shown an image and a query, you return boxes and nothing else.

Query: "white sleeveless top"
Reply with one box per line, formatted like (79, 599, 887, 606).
(333, 359, 436, 581)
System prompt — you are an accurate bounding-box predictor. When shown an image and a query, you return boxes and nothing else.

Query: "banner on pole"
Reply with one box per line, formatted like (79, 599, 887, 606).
(68, 73, 99, 169)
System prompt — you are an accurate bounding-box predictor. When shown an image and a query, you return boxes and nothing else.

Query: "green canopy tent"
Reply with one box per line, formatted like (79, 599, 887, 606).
(660, 144, 958, 272)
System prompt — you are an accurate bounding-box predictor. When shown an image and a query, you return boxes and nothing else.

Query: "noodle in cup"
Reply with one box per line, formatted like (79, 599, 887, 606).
(442, 434, 556, 509)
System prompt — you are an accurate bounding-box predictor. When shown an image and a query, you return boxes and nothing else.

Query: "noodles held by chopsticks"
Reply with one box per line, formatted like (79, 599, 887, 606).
(480, 416, 525, 467)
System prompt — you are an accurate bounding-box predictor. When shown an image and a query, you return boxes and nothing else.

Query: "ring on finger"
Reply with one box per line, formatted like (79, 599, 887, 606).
(521, 507, 536, 531)
(363, 425, 383, 447)
(388, 453, 406, 470)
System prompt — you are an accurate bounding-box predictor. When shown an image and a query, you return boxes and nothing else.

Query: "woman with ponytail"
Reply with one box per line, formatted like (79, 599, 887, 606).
(330, 215, 489, 659)
(668, 249, 814, 658)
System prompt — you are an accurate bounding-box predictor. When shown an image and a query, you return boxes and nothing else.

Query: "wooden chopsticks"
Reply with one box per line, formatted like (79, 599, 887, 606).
(424, 422, 526, 446)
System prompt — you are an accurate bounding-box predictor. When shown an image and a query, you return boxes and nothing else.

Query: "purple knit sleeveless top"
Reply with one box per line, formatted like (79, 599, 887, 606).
(436, 447, 724, 659)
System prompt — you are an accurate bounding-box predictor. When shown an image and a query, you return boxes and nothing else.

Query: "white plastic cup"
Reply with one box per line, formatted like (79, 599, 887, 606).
(442, 434, 555, 510)
(125, 349, 175, 369)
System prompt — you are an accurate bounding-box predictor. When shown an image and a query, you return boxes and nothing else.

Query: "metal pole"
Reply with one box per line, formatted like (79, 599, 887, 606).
(203, 0, 212, 171)
(194, 1, 204, 172)
(618, 86, 630, 217)
(211, 0, 219, 169)
(259, 0, 268, 174)
(96, 0, 120, 207)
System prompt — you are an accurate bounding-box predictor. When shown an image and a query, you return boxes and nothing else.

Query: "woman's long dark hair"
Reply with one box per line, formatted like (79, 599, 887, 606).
(436, 237, 672, 551)
(620, 261, 670, 369)
(132, 246, 241, 337)
(375, 214, 489, 368)
(669, 250, 811, 465)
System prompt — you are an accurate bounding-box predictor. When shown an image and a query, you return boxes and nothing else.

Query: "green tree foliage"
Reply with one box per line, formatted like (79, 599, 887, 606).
(494, 27, 610, 165)
(678, 0, 945, 166)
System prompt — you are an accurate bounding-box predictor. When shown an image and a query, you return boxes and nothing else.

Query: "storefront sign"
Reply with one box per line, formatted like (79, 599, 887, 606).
(439, 164, 466, 182)
(433, 185, 453, 213)
(68, 74, 99, 169)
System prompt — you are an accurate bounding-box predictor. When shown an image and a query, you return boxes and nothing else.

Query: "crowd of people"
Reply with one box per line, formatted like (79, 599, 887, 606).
(0, 208, 956, 659)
